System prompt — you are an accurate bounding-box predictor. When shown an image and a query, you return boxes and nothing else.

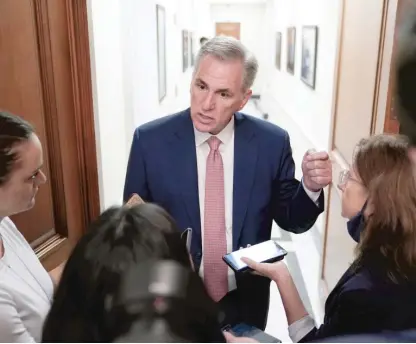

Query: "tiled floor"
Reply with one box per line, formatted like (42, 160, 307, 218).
(242, 100, 322, 342)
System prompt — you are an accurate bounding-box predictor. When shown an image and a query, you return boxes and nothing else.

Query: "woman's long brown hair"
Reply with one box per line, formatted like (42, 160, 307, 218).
(354, 134, 416, 282)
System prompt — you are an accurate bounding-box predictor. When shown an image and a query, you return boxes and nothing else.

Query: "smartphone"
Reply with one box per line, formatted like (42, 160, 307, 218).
(222, 240, 287, 273)
(181, 228, 192, 252)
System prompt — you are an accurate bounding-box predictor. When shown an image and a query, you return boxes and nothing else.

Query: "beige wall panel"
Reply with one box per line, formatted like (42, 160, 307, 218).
(333, 0, 385, 164)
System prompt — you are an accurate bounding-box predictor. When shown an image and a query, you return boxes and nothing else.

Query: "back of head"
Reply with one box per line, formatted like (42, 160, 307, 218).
(111, 260, 224, 343)
(194, 36, 258, 91)
(0, 110, 34, 186)
(396, 2, 416, 144)
(42, 203, 192, 342)
(353, 135, 416, 281)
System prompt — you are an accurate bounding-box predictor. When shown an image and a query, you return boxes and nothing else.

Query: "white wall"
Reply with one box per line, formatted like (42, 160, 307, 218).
(119, 0, 194, 128)
(209, 3, 268, 95)
(88, 0, 130, 210)
(260, 0, 341, 230)
(88, 0, 197, 210)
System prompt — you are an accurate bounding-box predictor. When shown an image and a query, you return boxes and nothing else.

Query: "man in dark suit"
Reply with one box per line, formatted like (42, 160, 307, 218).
(123, 36, 332, 329)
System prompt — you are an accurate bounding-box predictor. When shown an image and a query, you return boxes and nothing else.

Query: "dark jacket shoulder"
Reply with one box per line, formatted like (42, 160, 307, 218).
(134, 108, 191, 137)
(302, 255, 416, 342)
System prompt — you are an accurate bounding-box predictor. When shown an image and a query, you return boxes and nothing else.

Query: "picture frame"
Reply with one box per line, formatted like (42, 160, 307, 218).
(182, 30, 189, 72)
(190, 33, 195, 67)
(156, 5, 167, 102)
(275, 32, 282, 70)
(286, 27, 296, 74)
(301, 26, 318, 89)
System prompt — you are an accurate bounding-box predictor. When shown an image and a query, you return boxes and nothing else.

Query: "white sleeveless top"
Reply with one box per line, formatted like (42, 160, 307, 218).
(0, 217, 53, 342)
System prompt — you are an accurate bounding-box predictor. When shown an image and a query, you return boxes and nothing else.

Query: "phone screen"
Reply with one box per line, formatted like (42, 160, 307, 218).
(223, 240, 287, 272)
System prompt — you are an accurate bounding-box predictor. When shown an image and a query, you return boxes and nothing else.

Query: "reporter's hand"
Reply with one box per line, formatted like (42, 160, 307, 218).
(241, 257, 289, 282)
(223, 331, 258, 343)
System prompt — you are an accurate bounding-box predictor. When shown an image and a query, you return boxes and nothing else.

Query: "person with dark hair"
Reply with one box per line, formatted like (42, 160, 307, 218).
(42, 203, 224, 342)
(112, 259, 225, 343)
(226, 135, 416, 342)
(0, 111, 59, 342)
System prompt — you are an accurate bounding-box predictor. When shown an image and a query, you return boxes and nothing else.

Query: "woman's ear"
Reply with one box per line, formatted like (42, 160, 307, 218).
(364, 199, 374, 218)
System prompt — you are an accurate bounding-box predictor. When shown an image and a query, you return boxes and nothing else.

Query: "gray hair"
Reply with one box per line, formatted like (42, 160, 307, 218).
(193, 36, 258, 91)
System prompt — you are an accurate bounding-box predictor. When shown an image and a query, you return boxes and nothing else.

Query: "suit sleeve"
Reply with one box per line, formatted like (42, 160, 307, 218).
(300, 289, 384, 342)
(123, 128, 151, 202)
(272, 132, 324, 233)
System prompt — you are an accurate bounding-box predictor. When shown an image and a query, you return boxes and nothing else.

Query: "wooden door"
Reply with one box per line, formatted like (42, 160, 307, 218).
(0, 0, 100, 270)
(216, 22, 241, 40)
(0, 1, 56, 245)
(320, 0, 392, 295)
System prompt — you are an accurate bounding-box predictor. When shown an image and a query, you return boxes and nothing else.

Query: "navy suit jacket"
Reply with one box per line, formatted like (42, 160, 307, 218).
(302, 253, 416, 342)
(123, 108, 324, 328)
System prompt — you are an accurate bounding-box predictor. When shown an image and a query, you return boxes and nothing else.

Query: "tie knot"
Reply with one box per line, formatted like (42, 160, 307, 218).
(207, 136, 221, 151)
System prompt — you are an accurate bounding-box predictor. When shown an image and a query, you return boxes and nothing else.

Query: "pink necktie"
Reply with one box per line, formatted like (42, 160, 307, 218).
(203, 136, 228, 301)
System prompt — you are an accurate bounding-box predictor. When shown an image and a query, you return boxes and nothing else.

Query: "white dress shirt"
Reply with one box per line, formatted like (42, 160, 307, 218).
(194, 118, 321, 292)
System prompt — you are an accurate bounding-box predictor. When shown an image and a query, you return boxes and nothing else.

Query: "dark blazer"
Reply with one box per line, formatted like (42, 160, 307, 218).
(302, 253, 416, 342)
(123, 108, 324, 329)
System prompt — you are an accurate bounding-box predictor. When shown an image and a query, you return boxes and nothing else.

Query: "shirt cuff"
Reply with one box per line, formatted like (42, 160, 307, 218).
(302, 179, 321, 204)
(288, 315, 316, 343)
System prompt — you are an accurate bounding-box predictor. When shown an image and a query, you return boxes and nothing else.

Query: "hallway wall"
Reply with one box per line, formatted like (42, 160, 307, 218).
(88, 0, 197, 209)
(88, 0, 129, 211)
(260, 0, 342, 234)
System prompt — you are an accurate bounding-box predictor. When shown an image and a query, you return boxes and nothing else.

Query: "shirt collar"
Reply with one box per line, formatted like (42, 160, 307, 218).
(194, 116, 235, 147)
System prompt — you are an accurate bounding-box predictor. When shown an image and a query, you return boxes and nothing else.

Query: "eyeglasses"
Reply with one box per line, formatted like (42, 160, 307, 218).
(338, 170, 361, 187)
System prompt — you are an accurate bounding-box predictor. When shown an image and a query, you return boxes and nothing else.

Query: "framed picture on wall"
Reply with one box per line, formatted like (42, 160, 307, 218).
(275, 32, 282, 70)
(182, 30, 189, 72)
(190, 33, 195, 67)
(286, 27, 296, 74)
(301, 26, 318, 89)
(156, 5, 167, 102)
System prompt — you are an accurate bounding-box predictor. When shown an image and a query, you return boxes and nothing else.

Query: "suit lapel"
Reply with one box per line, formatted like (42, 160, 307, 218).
(233, 113, 258, 250)
(168, 110, 201, 235)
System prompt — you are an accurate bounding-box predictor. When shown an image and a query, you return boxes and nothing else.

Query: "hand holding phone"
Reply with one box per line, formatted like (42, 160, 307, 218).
(222, 240, 287, 273)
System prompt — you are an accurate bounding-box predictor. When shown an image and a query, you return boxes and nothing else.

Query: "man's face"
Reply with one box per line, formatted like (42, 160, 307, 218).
(190, 55, 252, 134)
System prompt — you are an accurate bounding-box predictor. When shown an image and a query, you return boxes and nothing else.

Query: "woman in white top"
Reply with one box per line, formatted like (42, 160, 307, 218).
(0, 111, 62, 342)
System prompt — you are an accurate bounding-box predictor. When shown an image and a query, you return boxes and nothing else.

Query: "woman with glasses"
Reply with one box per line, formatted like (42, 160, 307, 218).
(225, 134, 416, 342)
